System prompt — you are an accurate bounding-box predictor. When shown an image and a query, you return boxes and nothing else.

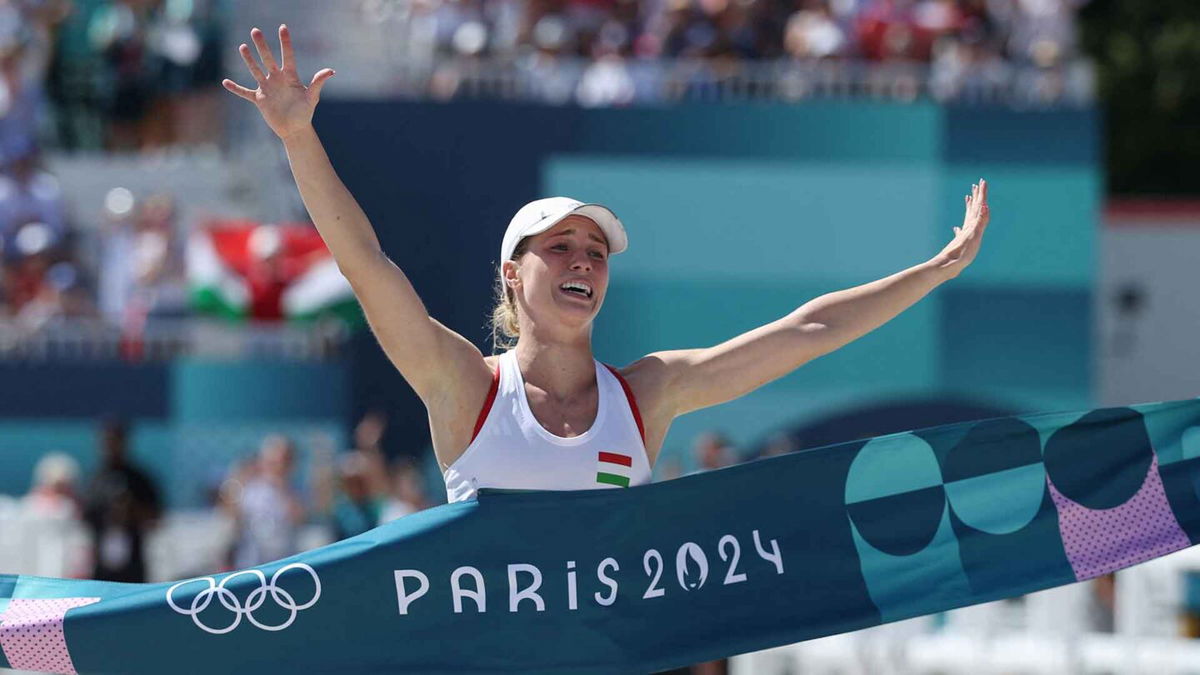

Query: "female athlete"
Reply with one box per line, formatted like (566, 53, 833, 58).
(223, 25, 991, 502)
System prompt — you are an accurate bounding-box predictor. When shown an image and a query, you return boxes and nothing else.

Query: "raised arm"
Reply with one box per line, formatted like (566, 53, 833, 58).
(637, 180, 992, 419)
(222, 25, 490, 408)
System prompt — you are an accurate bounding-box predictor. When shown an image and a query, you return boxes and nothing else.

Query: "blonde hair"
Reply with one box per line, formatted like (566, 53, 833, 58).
(488, 238, 530, 354)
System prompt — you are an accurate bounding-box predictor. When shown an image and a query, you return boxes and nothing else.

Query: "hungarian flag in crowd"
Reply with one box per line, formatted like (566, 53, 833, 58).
(187, 220, 361, 323)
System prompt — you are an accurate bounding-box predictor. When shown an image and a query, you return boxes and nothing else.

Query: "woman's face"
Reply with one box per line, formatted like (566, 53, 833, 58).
(506, 215, 611, 332)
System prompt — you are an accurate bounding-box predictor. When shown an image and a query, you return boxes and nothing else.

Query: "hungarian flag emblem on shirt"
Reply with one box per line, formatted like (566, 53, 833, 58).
(188, 220, 361, 323)
(596, 452, 633, 487)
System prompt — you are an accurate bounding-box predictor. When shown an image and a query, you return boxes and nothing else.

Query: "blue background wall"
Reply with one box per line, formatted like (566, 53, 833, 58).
(0, 361, 347, 508)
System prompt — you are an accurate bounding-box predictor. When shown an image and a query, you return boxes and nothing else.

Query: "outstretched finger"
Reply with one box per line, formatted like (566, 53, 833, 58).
(251, 27, 279, 72)
(222, 79, 257, 101)
(308, 68, 336, 99)
(239, 44, 266, 83)
(279, 24, 297, 75)
(979, 178, 988, 203)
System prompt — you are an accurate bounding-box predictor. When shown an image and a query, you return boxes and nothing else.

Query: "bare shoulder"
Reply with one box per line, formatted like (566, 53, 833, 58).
(612, 351, 700, 465)
(426, 348, 501, 470)
(615, 350, 696, 416)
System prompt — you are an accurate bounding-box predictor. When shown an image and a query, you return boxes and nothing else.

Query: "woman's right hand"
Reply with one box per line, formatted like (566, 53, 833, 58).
(222, 25, 335, 141)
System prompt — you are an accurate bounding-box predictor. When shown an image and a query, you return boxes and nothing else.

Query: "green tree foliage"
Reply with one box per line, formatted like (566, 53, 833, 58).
(1080, 0, 1200, 195)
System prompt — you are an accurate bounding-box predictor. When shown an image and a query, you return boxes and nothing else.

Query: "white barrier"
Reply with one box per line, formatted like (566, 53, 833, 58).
(0, 497, 90, 578)
(732, 549, 1200, 674)
(0, 502, 333, 583)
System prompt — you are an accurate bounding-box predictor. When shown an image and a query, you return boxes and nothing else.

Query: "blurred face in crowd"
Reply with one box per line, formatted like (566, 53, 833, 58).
(506, 216, 610, 337)
(138, 194, 175, 232)
(259, 436, 295, 481)
(8, 152, 38, 183)
(694, 432, 733, 470)
(101, 424, 128, 466)
(339, 453, 370, 502)
(393, 463, 425, 506)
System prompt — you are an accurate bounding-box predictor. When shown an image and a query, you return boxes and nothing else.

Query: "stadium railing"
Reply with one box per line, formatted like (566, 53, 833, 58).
(0, 318, 349, 362)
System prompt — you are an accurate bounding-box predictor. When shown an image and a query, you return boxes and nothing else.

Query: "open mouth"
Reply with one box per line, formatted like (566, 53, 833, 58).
(559, 282, 593, 299)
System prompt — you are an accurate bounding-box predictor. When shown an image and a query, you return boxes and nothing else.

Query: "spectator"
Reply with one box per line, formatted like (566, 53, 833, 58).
(327, 450, 391, 539)
(929, 19, 1007, 102)
(244, 223, 309, 321)
(82, 417, 162, 582)
(692, 429, 736, 472)
(653, 456, 683, 482)
(15, 259, 97, 330)
(857, 0, 929, 61)
(1, 0, 71, 85)
(755, 430, 798, 460)
(22, 450, 90, 578)
(517, 13, 581, 105)
(0, 140, 71, 322)
(1006, 0, 1083, 67)
(1, 220, 56, 314)
(0, 139, 67, 261)
(128, 192, 186, 316)
(1087, 573, 1116, 633)
(575, 20, 636, 106)
(661, 0, 722, 58)
(97, 190, 186, 325)
(23, 451, 81, 519)
(0, 29, 46, 165)
(785, 0, 850, 60)
(221, 434, 306, 569)
(381, 457, 430, 521)
(142, 0, 223, 147)
(46, 0, 110, 150)
(96, 186, 137, 321)
(311, 410, 431, 528)
(89, 0, 161, 150)
(309, 416, 389, 540)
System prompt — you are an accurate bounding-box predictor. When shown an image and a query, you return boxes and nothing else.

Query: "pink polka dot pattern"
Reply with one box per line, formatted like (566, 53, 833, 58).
(1048, 454, 1190, 581)
(0, 597, 100, 674)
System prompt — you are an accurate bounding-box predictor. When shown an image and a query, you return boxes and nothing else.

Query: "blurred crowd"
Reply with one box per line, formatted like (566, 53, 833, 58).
(4, 412, 433, 580)
(420, 0, 1086, 65)
(14, 419, 163, 580)
(214, 411, 430, 571)
(0, 138, 87, 327)
(403, 0, 1090, 105)
(0, 0, 1091, 163)
(0, 157, 189, 340)
(0, 0, 215, 328)
(4, 415, 775, 581)
(0, 0, 225, 153)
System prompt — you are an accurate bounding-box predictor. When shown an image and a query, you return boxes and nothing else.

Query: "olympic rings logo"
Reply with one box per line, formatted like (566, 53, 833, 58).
(166, 563, 321, 634)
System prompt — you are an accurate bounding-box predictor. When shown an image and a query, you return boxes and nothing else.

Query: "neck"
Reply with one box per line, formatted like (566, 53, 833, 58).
(513, 333, 596, 401)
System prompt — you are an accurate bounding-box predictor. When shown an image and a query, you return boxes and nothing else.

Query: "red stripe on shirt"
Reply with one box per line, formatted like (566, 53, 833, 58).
(470, 363, 501, 443)
(603, 363, 646, 444)
(598, 451, 633, 467)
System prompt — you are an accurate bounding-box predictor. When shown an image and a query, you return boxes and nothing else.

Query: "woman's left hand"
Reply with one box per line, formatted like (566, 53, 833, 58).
(934, 179, 990, 278)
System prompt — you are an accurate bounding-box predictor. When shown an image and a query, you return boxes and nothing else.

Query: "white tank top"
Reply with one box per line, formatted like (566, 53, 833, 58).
(443, 349, 652, 503)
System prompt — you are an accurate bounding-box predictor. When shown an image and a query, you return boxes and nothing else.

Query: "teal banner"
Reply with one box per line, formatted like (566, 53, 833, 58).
(3, 399, 1200, 674)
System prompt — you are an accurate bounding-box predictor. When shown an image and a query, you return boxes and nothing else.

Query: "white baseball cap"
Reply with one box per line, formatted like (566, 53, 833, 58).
(500, 197, 627, 263)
